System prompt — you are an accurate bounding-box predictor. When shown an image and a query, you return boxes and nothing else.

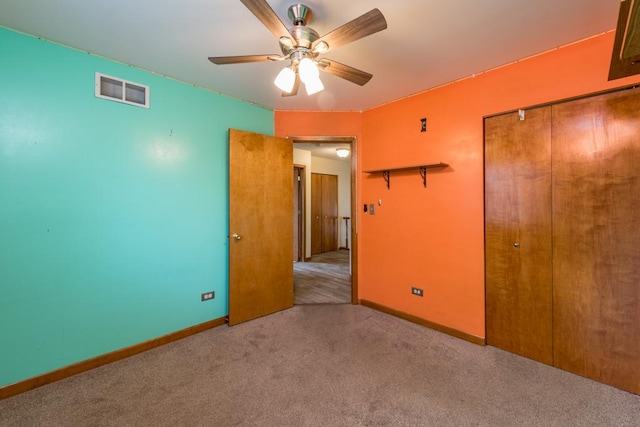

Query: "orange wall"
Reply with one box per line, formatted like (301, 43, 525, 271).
(274, 111, 362, 138)
(276, 32, 640, 339)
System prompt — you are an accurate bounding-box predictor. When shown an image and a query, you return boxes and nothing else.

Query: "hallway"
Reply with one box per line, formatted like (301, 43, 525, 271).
(294, 250, 350, 304)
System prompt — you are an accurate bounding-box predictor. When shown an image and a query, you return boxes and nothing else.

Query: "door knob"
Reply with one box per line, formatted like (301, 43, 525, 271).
(232, 233, 242, 241)
(513, 242, 520, 248)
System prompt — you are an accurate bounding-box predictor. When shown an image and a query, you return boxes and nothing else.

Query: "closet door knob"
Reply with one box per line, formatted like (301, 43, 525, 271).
(513, 242, 520, 248)
(232, 233, 242, 241)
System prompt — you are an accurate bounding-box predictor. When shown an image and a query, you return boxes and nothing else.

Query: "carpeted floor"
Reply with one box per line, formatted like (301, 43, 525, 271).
(1, 304, 638, 426)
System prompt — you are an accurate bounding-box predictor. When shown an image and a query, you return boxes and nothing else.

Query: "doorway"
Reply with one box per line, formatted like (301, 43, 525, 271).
(290, 136, 358, 305)
(293, 165, 305, 263)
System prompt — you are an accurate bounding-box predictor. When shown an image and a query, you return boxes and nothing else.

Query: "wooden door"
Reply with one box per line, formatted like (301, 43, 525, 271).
(311, 173, 322, 256)
(228, 129, 293, 326)
(311, 173, 338, 255)
(485, 107, 554, 365)
(321, 174, 338, 252)
(551, 89, 640, 394)
(293, 166, 304, 262)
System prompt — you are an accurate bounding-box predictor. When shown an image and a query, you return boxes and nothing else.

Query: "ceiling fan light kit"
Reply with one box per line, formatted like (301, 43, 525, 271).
(304, 75, 324, 95)
(298, 57, 318, 83)
(274, 66, 296, 93)
(208, 0, 387, 97)
(297, 56, 324, 94)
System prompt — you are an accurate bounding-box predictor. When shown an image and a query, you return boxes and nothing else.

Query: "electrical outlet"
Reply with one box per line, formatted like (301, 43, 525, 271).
(201, 291, 215, 301)
(411, 287, 424, 297)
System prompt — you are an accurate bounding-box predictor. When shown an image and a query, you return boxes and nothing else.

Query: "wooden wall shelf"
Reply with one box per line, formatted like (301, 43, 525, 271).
(364, 162, 449, 189)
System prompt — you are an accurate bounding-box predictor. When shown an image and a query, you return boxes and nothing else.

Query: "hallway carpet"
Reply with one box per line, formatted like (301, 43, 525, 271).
(1, 304, 638, 426)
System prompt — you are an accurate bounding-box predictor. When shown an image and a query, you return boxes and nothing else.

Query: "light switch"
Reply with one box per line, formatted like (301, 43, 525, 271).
(369, 204, 375, 215)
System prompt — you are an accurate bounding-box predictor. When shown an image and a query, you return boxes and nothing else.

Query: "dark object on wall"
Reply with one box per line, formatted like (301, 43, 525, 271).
(609, 0, 640, 80)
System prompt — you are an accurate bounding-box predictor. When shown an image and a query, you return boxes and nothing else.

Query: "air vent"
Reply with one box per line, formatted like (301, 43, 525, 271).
(95, 73, 149, 108)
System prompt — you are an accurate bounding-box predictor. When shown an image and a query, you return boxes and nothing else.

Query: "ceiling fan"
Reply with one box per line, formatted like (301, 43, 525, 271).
(208, 0, 387, 96)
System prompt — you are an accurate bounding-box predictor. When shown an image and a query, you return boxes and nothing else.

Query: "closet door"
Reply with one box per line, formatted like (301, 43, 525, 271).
(552, 88, 640, 394)
(311, 173, 322, 255)
(311, 173, 339, 255)
(485, 107, 553, 365)
(321, 174, 338, 252)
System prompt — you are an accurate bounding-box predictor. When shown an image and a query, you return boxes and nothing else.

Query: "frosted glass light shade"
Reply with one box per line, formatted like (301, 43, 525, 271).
(304, 75, 324, 95)
(274, 67, 296, 93)
(298, 57, 319, 83)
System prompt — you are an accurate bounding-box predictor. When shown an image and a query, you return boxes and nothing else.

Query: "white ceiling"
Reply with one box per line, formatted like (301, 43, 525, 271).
(0, 0, 620, 112)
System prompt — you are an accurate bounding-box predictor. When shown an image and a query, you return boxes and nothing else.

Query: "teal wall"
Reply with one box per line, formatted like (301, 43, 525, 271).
(0, 27, 274, 387)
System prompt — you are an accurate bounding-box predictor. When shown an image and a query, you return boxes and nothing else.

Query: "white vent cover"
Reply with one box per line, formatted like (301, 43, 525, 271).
(95, 73, 149, 108)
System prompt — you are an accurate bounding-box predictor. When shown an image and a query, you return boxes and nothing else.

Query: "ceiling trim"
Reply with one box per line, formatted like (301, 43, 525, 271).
(286, 135, 356, 143)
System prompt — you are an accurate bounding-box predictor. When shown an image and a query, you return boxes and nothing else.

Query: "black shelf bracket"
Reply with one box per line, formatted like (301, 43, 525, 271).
(419, 166, 428, 188)
(382, 170, 390, 189)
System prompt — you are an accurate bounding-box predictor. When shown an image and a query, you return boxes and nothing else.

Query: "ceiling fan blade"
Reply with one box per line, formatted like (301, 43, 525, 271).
(318, 59, 373, 86)
(282, 74, 300, 97)
(240, 0, 292, 39)
(208, 55, 283, 64)
(313, 9, 387, 52)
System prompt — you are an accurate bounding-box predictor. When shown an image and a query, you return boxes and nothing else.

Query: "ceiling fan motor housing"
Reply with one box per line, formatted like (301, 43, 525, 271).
(280, 4, 319, 52)
(288, 25, 319, 50)
(288, 4, 313, 26)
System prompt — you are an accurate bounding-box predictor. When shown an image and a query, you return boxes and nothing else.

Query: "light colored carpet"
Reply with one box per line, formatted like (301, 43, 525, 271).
(1, 304, 638, 426)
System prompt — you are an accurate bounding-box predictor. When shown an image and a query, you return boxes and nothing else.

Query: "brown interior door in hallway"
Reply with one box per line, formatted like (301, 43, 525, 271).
(311, 173, 338, 255)
(228, 129, 293, 326)
(293, 166, 304, 262)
